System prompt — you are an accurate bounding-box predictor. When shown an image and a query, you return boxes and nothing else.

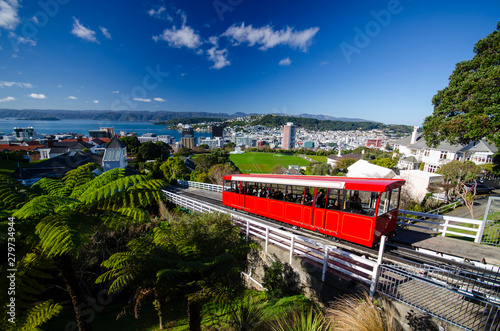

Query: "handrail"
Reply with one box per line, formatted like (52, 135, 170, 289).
(398, 209, 484, 243)
(162, 189, 376, 285)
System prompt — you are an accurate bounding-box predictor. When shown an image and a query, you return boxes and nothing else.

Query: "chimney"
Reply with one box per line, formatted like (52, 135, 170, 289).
(410, 126, 419, 145)
(77, 135, 83, 143)
(48, 139, 54, 148)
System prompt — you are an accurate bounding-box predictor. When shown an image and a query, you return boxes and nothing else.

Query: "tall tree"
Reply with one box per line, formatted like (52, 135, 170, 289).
(423, 21, 500, 148)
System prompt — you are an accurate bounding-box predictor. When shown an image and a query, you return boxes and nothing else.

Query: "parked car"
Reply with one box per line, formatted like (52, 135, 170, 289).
(464, 183, 493, 194)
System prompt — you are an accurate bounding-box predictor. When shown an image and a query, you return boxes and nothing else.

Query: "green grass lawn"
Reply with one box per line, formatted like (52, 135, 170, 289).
(229, 152, 310, 174)
(306, 155, 327, 162)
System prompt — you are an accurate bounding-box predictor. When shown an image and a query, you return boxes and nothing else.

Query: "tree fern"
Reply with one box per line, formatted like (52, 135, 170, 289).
(35, 212, 94, 258)
(0, 174, 30, 213)
(71, 167, 126, 199)
(78, 174, 152, 204)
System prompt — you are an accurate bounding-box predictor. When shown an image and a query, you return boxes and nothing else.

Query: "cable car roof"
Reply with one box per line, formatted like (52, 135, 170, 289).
(223, 174, 405, 192)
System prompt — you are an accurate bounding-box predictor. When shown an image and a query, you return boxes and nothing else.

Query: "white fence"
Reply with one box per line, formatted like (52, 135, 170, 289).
(177, 180, 222, 192)
(162, 189, 378, 287)
(398, 210, 486, 243)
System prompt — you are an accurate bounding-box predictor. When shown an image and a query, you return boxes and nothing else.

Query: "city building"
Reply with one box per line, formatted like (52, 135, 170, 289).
(13, 127, 37, 140)
(182, 125, 194, 138)
(303, 141, 315, 148)
(394, 126, 497, 173)
(39, 140, 96, 160)
(282, 122, 296, 149)
(138, 133, 158, 143)
(89, 127, 115, 139)
(212, 125, 224, 138)
(181, 136, 196, 149)
(199, 137, 225, 149)
(365, 138, 383, 148)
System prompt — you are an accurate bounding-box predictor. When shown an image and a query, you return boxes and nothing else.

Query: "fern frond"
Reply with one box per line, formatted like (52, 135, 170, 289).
(79, 175, 151, 204)
(101, 207, 150, 231)
(13, 196, 80, 219)
(63, 162, 99, 193)
(71, 168, 126, 199)
(35, 212, 93, 258)
(31, 178, 70, 197)
(18, 300, 62, 331)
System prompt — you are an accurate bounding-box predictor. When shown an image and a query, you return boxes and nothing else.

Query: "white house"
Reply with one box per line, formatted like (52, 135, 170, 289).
(394, 126, 497, 173)
(346, 160, 396, 178)
(399, 170, 444, 202)
(102, 136, 128, 171)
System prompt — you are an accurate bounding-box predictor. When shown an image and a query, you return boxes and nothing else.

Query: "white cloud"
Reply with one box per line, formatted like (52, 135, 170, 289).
(71, 17, 99, 43)
(8, 32, 36, 50)
(222, 23, 319, 51)
(153, 97, 166, 102)
(57, 84, 63, 88)
(93, 100, 99, 103)
(148, 6, 171, 20)
(320, 61, 329, 65)
(28, 93, 46, 99)
(0, 96, 16, 102)
(133, 97, 151, 102)
(0, 0, 21, 30)
(100, 26, 112, 39)
(153, 25, 201, 49)
(67, 96, 77, 99)
(279, 57, 292, 66)
(111, 90, 119, 93)
(207, 47, 230, 69)
(0, 81, 32, 88)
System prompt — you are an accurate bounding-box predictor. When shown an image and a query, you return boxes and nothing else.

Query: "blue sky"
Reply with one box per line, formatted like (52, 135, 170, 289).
(0, 0, 499, 126)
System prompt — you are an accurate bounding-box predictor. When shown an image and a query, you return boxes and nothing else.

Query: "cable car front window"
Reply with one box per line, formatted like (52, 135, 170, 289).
(377, 188, 400, 216)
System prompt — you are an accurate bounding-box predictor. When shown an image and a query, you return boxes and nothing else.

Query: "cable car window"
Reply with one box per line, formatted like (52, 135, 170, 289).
(303, 187, 314, 206)
(343, 190, 372, 215)
(315, 188, 327, 208)
(224, 180, 232, 192)
(377, 189, 399, 216)
(326, 188, 343, 210)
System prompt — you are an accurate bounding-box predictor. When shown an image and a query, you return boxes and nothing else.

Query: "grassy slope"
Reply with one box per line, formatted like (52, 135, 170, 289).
(229, 153, 310, 174)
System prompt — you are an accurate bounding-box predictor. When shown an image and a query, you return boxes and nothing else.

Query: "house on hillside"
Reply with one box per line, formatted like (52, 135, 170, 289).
(102, 136, 128, 171)
(394, 126, 497, 173)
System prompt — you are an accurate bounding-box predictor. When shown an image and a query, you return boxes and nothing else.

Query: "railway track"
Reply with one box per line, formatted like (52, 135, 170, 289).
(165, 187, 500, 300)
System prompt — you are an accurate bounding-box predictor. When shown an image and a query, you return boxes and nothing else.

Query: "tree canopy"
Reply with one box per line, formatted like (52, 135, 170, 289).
(423, 21, 500, 148)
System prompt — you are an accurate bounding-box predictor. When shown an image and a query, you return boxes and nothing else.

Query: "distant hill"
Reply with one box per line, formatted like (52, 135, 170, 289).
(273, 113, 372, 123)
(0, 109, 401, 127)
(0, 109, 243, 122)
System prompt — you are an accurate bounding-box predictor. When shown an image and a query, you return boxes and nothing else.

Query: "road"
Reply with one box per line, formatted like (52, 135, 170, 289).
(445, 191, 500, 220)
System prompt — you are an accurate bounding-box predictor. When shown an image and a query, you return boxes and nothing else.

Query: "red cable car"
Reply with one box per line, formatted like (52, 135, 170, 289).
(222, 174, 405, 247)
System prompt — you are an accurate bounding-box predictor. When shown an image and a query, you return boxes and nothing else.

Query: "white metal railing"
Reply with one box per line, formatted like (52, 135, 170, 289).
(398, 209, 485, 243)
(177, 179, 223, 192)
(162, 189, 377, 286)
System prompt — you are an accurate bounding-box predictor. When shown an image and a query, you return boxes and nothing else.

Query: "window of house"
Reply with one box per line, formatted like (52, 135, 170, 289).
(427, 164, 439, 173)
(424, 149, 430, 157)
(439, 151, 448, 159)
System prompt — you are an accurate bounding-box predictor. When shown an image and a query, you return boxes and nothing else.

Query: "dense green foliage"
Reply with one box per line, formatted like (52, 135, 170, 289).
(423, 21, 500, 148)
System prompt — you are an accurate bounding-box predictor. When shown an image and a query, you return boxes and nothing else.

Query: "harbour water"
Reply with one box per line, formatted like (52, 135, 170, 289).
(0, 119, 211, 141)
